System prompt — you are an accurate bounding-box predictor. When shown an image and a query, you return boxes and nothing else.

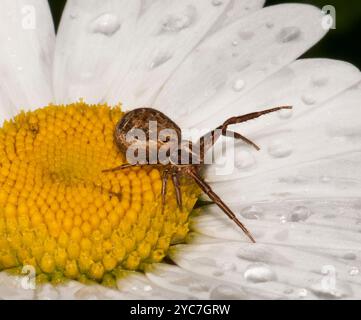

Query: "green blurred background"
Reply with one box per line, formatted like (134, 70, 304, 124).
(49, 0, 361, 68)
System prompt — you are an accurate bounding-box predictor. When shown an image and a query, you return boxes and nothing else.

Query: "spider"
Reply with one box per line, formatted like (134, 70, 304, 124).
(103, 106, 292, 243)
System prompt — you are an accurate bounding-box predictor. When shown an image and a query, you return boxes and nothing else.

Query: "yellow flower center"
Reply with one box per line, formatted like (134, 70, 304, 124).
(0, 102, 200, 286)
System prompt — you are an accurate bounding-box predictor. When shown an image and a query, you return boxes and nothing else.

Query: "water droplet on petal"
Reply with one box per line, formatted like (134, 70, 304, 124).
(343, 252, 357, 260)
(233, 79, 246, 92)
(311, 75, 329, 87)
(287, 206, 311, 222)
(284, 288, 294, 295)
(244, 263, 277, 283)
(189, 282, 210, 293)
(298, 288, 308, 298)
(218, 261, 237, 273)
(149, 53, 173, 69)
(302, 94, 316, 105)
(278, 108, 293, 119)
(235, 150, 256, 169)
(280, 215, 287, 224)
(211, 0, 224, 6)
(349, 267, 359, 276)
(143, 285, 153, 292)
(241, 206, 263, 220)
(310, 282, 351, 299)
(160, 6, 196, 33)
(232, 40, 239, 46)
(278, 26, 301, 43)
(90, 13, 121, 36)
(69, 12, 78, 19)
(236, 60, 252, 72)
(16, 66, 23, 72)
(320, 175, 332, 183)
(238, 30, 255, 40)
(210, 285, 245, 300)
(268, 140, 293, 158)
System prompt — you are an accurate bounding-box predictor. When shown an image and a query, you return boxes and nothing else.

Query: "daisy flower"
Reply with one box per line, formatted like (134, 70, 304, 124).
(1, 0, 361, 300)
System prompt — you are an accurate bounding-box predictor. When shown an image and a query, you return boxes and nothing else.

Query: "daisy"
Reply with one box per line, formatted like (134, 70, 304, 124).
(0, 0, 360, 300)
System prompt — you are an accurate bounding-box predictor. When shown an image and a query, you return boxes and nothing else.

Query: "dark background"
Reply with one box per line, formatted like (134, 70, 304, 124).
(49, 0, 361, 69)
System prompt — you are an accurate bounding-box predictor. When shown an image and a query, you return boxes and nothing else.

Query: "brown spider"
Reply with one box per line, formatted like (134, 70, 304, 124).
(103, 106, 292, 243)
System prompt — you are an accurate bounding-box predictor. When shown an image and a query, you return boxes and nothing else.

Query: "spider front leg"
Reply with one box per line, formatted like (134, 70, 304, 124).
(160, 166, 184, 213)
(196, 106, 292, 164)
(186, 167, 256, 243)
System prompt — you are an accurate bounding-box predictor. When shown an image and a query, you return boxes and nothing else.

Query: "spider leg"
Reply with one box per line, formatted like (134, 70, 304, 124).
(102, 163, 137, 173)
(224, 130, 260, 151)
(187, 168, 256, 243)
(219, 106, 292, 129)
(195, 106, 292, 163)
(161, 169, 169, 208)
(171, 171, 183, 211)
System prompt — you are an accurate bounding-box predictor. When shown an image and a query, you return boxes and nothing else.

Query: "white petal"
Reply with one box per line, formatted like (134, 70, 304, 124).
(170, 241, 361, 299)
(192, 199, 361, 250)
(145, 263, 249, 299)
(206, 87, 361, 202)
(154, 4, 328, 126)
(117, 271, 189, 299)
(55, 0, 241, 106)
(0, 272, 35, 300)
(199, 58, 361, 140)
(54, 0, 140, 104)
(0, 0, 54, 112)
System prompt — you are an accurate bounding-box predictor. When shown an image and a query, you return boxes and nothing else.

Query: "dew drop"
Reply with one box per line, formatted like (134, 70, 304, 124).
(235, 150, 256, 170)
(298, 288, 308, 298)
(302, 94, 316, 105)
(320, 175, 332, 183)
(278, 108, 293, 119)
(212, 270, 224, 277)
(284, 288, 294, 295)
(189, 282, 210, 293)
(342, 252, 357, 260)
(311, 75, 329, 87)
(143, 285, 153, 292)
(236, 60, 252, 72)
(240, 206, 263, 220)
(238, 30, 255, 40)
(310, 283, 351, 299)
(287, 206, 311, 222)
(232, 79, 246, 92)
(210, 285, 245, 300)
(277, 26, 301, 43)
(160, 6, 196, 33)
(232, 40, 239, 46)
(268, 140, 293, 158)
(349, 267, 359, 276)
(211, 0, 224, 6)
(244, 263, 277, 283)
(280, 215, 287, 224)
(90, 13, 121, 37)
(218, 261, 237, 273)
(149, 53, 173, 69)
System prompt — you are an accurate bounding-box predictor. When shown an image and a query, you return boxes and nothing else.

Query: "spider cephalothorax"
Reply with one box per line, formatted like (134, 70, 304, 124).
(104, 106, 292, 243)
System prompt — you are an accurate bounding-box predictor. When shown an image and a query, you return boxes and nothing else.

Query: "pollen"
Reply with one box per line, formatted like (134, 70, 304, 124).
(0, 102, 200, 286)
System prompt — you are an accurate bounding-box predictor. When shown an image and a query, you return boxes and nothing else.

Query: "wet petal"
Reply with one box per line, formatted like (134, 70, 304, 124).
(171, 240, 361, 299)
(55, 0, 256, 106)
(154, 4, 328, 126)
(0, 272, 35, 300)
(117, 271, 190, 299)
(0, 0, 54, 112)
